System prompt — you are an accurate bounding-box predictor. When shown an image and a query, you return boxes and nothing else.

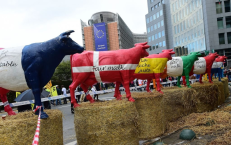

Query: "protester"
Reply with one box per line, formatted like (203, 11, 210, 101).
(56, 85, 62, 105)
(62, 85, 67, 104)
(94, 83, 100, 100)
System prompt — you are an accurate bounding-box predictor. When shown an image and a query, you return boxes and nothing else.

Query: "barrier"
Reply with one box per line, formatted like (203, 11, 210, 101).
(0, 79, 198, 107)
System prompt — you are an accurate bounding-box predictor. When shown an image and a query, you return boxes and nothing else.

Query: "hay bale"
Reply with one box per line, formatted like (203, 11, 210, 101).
(0, 110, 63, 145)
(208, 130, 231, 145)
(131, 92, 166, 140)
(221, 78, 229, 99)
(162, 87, 197, 122)
(213, 81, 225, 105)
(74, 100, 139, 145)
(191, 82, 219, 112)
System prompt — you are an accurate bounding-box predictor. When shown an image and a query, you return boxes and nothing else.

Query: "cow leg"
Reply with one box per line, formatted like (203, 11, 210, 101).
(199, 74, 203, 84)
(154, 73, 163, 94)
(0, 88, 16, 115)
(177, 76, 182, 88)
(207, 72, 213, 83)
(185, 74, 191, 88)
(218, 69, 222, 81)
(69, 80, 81, 108)
(25, 72, 48, 119)
(182, 76, 187, 87)
(121, 72, 134, 102)
(81, 84, 94, 103)
(114, 82, 122, 100)
(146, 79, 152, 93)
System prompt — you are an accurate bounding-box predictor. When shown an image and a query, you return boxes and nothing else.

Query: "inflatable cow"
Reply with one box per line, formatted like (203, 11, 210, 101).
(167, 52, 201, 88)
(182, 53, 219, 84)
(69, 42, 150, 107)
(0, 30, 84, 119)
(211, 56, 227, 81)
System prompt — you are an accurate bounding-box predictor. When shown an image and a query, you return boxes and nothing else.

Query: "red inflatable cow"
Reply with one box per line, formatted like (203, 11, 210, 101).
(69, 42, 150, 107)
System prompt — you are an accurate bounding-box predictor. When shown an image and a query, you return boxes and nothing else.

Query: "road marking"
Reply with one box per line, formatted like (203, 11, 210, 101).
(56, 104, 71, 109)
(65, 141, 77, 145)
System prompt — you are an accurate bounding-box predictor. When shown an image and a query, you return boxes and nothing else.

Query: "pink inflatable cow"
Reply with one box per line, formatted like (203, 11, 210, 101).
(69, 42, 150, 107)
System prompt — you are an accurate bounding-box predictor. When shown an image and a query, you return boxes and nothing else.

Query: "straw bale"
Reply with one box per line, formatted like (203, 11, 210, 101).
(74, 99, 139, 145)
(191, 82, 219, 112)
(220, 105, 231, 112)
(162, 87, 197, 122)
(221, 77, 229, 99)
(213, 81, 225, 105)
(0, 109, 63, 145)
(131, 92, 166, 140)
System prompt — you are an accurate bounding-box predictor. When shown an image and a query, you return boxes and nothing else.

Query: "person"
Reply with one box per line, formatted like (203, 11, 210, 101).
(94, 83, 100, 100)
(229, 67, 231, 81)
(76, 85, 82, 103)
(62, 85, 67, 104)
(56, 85, 62, 105)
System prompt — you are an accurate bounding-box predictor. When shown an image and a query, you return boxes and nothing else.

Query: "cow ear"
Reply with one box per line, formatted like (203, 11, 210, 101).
(142, 45, 150, 49)
(59, 35, 69, 42)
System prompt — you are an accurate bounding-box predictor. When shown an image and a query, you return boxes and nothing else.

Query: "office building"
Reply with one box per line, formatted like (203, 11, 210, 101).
(145, 0, 173, 54)
(81, 11, 147, 51)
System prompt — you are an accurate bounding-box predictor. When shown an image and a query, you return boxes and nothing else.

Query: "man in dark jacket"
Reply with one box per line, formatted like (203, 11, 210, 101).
(56, 85, 62, 105)
(94, 83, 100, 100)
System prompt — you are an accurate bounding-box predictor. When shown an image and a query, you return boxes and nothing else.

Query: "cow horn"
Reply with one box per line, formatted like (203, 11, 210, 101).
(60, 30, 75, 37)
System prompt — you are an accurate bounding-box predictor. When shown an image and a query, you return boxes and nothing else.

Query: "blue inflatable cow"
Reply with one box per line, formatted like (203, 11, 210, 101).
(211, 56, 227, 81)
(0, 30, 84, 119)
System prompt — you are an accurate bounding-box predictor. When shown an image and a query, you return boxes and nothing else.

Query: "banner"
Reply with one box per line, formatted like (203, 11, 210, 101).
(93, 22, 108, 51)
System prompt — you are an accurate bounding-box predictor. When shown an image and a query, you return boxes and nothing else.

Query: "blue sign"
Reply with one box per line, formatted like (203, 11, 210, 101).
(93, 22, 108, 51)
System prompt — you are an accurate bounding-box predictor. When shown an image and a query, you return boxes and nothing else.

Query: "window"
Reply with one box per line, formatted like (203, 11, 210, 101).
(178, 24, 180, 33)
(148, 37, 151, 42)
(159, 42, 162, 47)
(225, 0, 231, 12)
(174, 15, 176, 23)
(150, 0, 153, 3)
(160, 10, 163, 16)
(157, 12, 160, 18)
(151, 7, 154, 11)
(219, 33, 225, 44)
(161, 0, 164, 4)
(226, 16, 231, 28)
(147, 18, 149, 24)
(174, 26, 177, 34)
(154, 24, 157, 30)
(156, 43, 158, 48)
(152, 35, 155, 41)
(148, 27, 150, 33)
(158, 2, 161, 6)
(158, 22, 160, 28)
(158, 32, 161, 38)
(161, 20, 164, 26)
(217, 17, 224, 29)
(163, 41, 166, 47)
(176, 13, 178, 22)
(153, 45, 155, 49)
(162, 30, 165, 36)
(150, 16, 153, 22)
(155, 34, 158, 39)
(151, 26, 153, 31)
(228, 32, 231, 44)
(153, 14, 156, 20)
(155, 4, 158, 8)
(149, 47, 152, 51)
(176, 1, 178, 9)
(172, 3, 175, 12)
(179, 0, 181, 7)
(180, 22, 183, 32)
(216, 2, 222, 14)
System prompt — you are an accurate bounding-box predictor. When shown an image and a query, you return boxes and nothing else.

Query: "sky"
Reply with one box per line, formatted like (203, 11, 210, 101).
(0, 0, 148, 48)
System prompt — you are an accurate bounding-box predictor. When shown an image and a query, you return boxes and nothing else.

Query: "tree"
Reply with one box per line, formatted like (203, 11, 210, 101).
(51, 61, 71, 82)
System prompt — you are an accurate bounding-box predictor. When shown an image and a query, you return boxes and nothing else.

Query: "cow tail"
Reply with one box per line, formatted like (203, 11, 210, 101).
(70, 55, 74, 80)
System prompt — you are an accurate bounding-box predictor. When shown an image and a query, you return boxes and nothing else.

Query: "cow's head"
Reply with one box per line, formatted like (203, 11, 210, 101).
(58, 30, 84, 55)
(135, 42, 150, 58)
(161, 49, 175, 60)
(215, 55, 227, 62)
(189, 52, 202, 61)
(208, 52, 219, 58)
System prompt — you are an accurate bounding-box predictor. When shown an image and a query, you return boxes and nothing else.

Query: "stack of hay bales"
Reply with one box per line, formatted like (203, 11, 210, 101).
(213, 80, 225, 105)
(131, 92, 166, 140)
(221, 78, 229, 99)
(191, 82, 219, 112)
(162, 87, 197, 122)
(0, 110, 63, 145)
(74, 100, 139, 145)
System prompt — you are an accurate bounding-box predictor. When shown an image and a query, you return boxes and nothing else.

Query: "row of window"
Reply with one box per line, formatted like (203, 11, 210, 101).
(148, 30, 165, 42)
(174, 26, 204, 46)
(184, 38, 206, 53)
(147, 10, 163, 24)
(217, 16, 231, 29)
(219, 32, 231, 45)
(174, 18, 203, 35)
(149, 41, 166, 51)
(173, 7, 203, 24)
(172, 0, 202, 13)
(216, 0, 231, 14)
(150, 0, 164, 11)
(147, 20, 164, 33)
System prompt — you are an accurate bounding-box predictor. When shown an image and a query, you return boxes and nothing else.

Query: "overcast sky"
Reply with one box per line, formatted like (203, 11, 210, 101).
(0, 0, 148, 48)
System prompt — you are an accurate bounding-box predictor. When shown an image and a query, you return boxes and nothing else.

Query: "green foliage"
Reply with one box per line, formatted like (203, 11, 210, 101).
(51, 61, 71, 82)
